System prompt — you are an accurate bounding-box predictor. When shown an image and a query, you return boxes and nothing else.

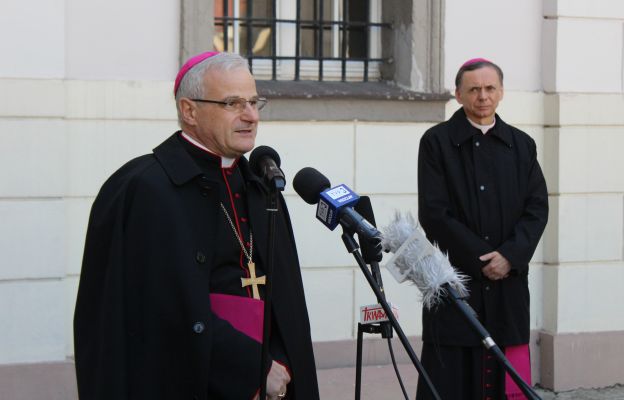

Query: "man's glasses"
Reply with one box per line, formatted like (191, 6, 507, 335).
(191, 97, 268, 112)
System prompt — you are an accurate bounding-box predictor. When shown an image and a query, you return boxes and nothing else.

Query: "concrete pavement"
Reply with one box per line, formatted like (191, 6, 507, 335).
(317, 364, 624, 399)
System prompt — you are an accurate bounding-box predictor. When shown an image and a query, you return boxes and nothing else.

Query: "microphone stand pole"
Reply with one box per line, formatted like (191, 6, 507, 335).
(259, 184, 281, 400)
(444, 284, 541, 400)
(355, 259, 396, 400)
(340, 228, 441, 400)
(355, 263, 394, 400)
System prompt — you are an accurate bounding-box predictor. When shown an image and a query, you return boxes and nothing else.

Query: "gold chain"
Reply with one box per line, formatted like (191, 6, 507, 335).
(219, 202, 253, 263)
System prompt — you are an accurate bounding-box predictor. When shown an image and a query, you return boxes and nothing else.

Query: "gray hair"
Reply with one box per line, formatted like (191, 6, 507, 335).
(175, 52, 250, 125)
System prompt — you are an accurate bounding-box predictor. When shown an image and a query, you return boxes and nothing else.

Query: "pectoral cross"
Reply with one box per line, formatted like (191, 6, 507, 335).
(241, 262, 266, 300)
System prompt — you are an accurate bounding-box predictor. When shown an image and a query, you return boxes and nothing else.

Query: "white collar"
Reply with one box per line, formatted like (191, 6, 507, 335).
(467, 117, 495, 135)
(181, 131, 236, 168)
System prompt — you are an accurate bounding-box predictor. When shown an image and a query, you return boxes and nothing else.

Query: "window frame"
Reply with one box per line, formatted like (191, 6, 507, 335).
(179, 0, 448, 122)
(211, 0, 386, 82)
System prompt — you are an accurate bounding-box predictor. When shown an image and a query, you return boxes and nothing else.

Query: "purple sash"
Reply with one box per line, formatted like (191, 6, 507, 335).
(210, 293, 264, 343)
(505, 344, 532, 399)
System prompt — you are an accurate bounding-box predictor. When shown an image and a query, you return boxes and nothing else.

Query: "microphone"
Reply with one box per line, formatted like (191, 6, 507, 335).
(353, 196, 383, 263)
(249, 145, 286, 191)
(293, 167, 381, 243)
(381, 212, 468, 309)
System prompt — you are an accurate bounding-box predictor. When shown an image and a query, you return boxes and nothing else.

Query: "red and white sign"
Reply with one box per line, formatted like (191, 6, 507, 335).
(359, 303, 399, 325)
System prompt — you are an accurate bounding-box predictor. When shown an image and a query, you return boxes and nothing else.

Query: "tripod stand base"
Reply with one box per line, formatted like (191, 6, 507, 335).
(355, 323, 387, 400)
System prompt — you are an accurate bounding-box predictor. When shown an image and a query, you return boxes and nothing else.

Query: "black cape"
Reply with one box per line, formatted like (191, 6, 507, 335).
(74, 133, 319, 399)
(418, 108, 548, 346)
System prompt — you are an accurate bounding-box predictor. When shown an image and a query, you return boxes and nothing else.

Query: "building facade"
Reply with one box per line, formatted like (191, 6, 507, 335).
(1, 0, 624, 397)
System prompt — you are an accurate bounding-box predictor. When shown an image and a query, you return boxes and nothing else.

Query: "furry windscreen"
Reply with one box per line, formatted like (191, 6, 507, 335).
(382, 212, 468, 309)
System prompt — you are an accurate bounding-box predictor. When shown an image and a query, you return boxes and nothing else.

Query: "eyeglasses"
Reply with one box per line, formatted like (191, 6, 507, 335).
(190, 96, 268, 112)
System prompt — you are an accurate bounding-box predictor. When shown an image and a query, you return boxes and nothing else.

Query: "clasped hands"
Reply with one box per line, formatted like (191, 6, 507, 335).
(480, 251, 511, 281)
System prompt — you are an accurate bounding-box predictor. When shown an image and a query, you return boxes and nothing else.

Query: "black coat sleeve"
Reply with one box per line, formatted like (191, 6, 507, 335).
(418, 131, 492, 279)
(74, 169, 136, 400)
(496, 139, 549, 273)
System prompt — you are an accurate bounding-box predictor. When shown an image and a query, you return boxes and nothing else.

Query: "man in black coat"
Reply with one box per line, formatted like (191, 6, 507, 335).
(416, 59, 548, 399)
(74, 52, 319, 400)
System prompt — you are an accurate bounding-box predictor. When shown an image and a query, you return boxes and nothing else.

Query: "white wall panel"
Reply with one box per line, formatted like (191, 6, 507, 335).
(302, 269, 355, 341)
(528, 263, 545, 330)
(543, 195, 560, 263)
(542, 19, 558, 94)
(556, 262, 624, 332)
(0, 200, 66, 280)
(65, 80, 177, 120)
(543, 129, 559, 196)
(544, 0, 624, 19)
(65, 0, 179, 80)
(557, 127, 624, 193)
(364, 194, 419, 228)
(0, 0, 65, 79)
(553, 19, 622, 93)
(0, 281, 66, 363)
(496, 92, 545, 127)
(256, 122, 355, 196)
(0, 79, 65, 118)
(355, 123, 430, 194)
(0, 119, 67, 197)
(557, 194, 623, 263)
(546, 94, 624, 127)
(66, 120, 174, 197)
(444, 0, 543, 91)
(541, 264, 559, 333)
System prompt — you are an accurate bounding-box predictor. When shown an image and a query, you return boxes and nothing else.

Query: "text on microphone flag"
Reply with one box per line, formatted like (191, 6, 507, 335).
(316, 184, 359, 230)
(326, 185, 351, 199)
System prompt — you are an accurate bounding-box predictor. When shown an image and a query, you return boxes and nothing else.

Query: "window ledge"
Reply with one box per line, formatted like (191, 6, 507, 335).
(257, 80, 452, 102)
(256, 81, 452, 122)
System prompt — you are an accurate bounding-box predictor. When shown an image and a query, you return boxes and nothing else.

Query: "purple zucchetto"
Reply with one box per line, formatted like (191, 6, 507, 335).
(461, 57, 493, 68)
(174, 51, 220, 96)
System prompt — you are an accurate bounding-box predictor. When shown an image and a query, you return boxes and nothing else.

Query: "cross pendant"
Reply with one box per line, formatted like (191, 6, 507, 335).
(240, 261, 266, 300)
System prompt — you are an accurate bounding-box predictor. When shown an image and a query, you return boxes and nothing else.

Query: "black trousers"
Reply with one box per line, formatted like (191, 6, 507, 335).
(416, 343, 506, 400)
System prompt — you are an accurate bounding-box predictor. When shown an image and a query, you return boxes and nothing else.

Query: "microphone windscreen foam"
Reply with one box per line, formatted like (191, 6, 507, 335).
(249, 145, 281, 176)
(382, 212, 468, 309)
(293, 167, 331, 205)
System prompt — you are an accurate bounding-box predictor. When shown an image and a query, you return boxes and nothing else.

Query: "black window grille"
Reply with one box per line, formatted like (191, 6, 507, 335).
(214, 0, 390, 82)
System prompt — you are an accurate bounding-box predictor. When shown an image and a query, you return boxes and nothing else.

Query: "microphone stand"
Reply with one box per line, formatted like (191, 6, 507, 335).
(355, 258, 402, 400)
(355, 260, 395, 398)
(340, 227, 441, 400)
(443, 284, 542, 400)
(259, 181, 283, 400)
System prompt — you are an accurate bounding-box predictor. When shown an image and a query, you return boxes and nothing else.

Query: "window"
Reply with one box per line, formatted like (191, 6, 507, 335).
(212, 0, 387, 81)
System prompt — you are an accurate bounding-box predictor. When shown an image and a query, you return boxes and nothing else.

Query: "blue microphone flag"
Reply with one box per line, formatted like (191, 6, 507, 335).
(316, 184, 360, 230)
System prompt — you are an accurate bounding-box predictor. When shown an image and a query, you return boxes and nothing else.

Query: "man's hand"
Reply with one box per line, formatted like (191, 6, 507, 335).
(480, 251, 511, 281)
(252, 361, 291, 400)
